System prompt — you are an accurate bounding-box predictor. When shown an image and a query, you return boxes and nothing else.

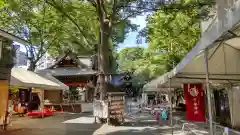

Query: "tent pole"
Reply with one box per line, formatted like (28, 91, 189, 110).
(169, 78, 173, 135)
(204, 48, 213, 135)
(41, 90, 44, 118)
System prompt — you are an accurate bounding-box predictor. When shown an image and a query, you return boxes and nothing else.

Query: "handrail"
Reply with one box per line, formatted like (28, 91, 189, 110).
(213, 122, 240, 135)
(181, 123, 199, 135)
(205, 118, 240, 135)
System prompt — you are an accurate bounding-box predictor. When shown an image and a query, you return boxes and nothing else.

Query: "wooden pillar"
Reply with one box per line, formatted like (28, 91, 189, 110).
(0, 81, 9, 127)
(35, 89, 44, 118)
(0, 36, 13, 129)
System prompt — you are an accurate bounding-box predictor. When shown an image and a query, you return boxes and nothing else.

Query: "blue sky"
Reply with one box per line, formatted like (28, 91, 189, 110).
(117, 15, 147, 51)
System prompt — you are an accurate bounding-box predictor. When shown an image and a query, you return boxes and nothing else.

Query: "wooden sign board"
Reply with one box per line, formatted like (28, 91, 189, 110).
(107, 92, 125, 121)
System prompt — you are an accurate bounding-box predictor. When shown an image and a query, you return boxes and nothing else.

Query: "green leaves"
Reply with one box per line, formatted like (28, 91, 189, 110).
(117, 47, 165, 86)
(119, 0, 214, 85)
(0, 1, 4, 8)
(145, 0, 212, 71)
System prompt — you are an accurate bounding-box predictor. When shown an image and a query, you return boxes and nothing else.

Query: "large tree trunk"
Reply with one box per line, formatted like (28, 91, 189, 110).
(96, 0, 112, 100)
(98, 20, 111, 100)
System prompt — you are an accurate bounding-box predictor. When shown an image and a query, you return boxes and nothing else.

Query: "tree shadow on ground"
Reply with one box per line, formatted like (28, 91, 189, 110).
(100, 125, 184, 135)
(94, 119, 184, 135)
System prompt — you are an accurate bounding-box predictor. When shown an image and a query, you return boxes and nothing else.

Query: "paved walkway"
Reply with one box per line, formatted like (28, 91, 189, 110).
(93, 123, 184, 135)
(2, 103, 239, 135)
(1, 113, 101, 135)
(93, 108, 184, 135)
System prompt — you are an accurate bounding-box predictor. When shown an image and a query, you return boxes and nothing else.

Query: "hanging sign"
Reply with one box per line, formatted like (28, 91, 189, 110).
(184, 84, 205, 122)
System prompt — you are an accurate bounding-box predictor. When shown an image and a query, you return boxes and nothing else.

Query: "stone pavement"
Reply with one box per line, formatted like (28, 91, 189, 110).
(2, 106, 238, 135)
(93, 109, 184, 135)
(92, 122, 185, 135)
(1, 111, 185, 135)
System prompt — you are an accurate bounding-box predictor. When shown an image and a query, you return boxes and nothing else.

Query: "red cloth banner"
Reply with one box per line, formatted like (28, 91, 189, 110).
(184, 84, 205, 122)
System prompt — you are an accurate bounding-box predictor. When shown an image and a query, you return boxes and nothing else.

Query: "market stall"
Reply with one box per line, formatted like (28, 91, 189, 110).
(10, 68, 66, 117)
(145, 1, 240, 134)
(37, 72, 69, 112)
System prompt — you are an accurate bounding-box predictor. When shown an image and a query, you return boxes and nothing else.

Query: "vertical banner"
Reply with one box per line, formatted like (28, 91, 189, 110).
(184, 84, 205, 122)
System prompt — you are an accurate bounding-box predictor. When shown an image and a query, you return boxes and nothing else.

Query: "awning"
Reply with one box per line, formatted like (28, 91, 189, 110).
(158, 25, 240, 88)
(10, 68, 63, 90)
(145, 1, 240, 89)
(37, 67, 96, 76)
(37, 72, 69, 91)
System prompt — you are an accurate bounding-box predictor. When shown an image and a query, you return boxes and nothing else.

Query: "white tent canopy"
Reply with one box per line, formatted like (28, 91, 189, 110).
(10, 68, 64, 90)
(142, 1, 240, 134)
(154, 25, 240, 88)
(37, 72, 69, 91)
(144, 1, 240, 89)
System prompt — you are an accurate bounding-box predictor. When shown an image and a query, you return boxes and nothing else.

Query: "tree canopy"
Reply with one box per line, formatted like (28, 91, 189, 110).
(118, 0, 215, 87)
(0, 0, 215, 96)
(0, 0, 146, 71)
(146, 0, 214, 71)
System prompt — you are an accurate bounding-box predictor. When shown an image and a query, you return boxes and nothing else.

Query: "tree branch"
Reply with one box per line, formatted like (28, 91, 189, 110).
(116, 5, 158, 13)
(100, 0, 107, 18)
(34, 2, 47, 62)
(45, 0, 93, 45)
(109, 0, 117, 29)
(96, 0, 105, 25)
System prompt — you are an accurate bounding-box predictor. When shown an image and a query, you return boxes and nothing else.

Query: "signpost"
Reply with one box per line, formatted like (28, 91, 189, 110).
(93, 92, 125, 125)
(108, 92, 125, 124)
